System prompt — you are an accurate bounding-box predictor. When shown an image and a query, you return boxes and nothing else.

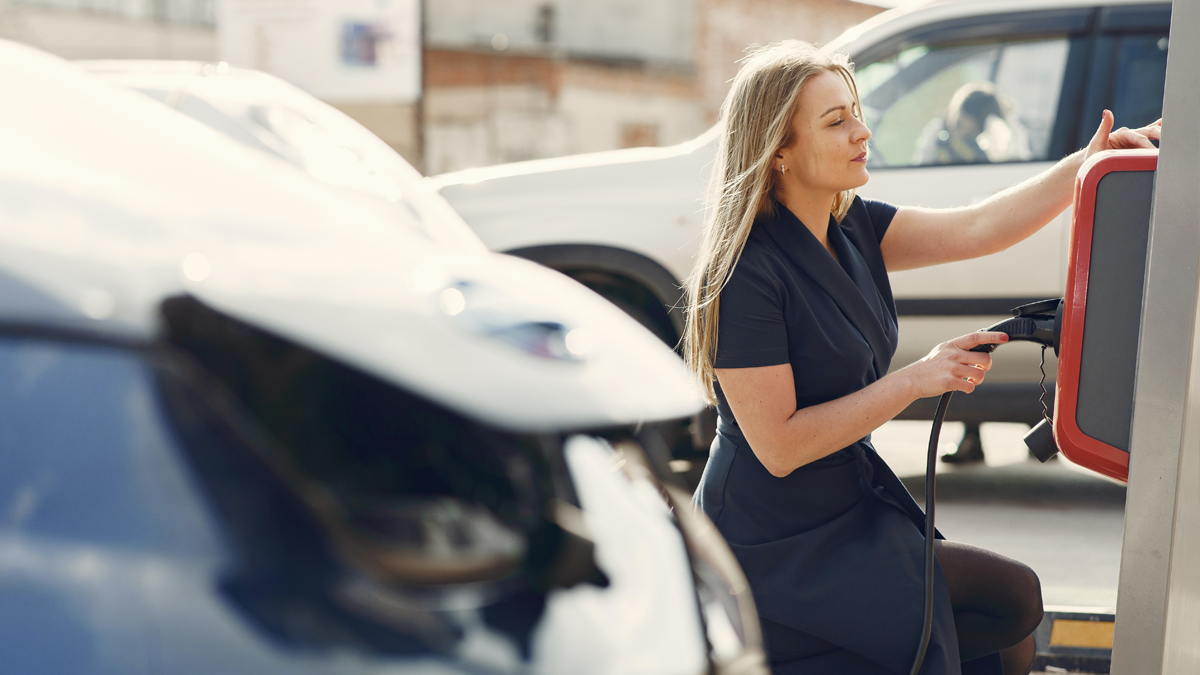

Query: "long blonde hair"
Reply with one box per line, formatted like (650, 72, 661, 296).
(683, 41, 862, 404)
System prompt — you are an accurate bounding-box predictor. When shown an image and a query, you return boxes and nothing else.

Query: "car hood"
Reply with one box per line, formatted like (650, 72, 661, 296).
(77, 59, 488, 256)
(0, 40, 702, 432)
(429, 127, 719, 217)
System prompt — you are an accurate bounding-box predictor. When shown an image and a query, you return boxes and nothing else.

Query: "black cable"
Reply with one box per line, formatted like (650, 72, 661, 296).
(909, 391, 952, 675)
(1038, 345, 1052, 425)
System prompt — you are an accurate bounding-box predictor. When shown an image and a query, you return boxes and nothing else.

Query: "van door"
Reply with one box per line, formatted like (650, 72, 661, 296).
(851, 10, 1092, 390)
(1075, 4, 1171, 149)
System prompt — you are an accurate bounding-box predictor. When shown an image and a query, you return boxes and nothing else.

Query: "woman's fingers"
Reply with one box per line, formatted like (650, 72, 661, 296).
(1087, 109, 1116, 156)
(948, 371, 977, 393)
(951, 331, 1009, 351)
(1109, 127, 1156, 149)
(1089, 113, 1160, 154)
(953, 363, 987, 383)
(1137, 119, 1163, 140)
(911, 332, 1004, 397)
(961, 350, 992, 370)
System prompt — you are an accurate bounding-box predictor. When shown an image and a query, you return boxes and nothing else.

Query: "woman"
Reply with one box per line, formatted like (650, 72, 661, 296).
(684, 41, 1159, 675)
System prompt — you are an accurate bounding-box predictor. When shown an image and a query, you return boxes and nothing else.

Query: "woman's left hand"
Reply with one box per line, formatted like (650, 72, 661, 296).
(1084, 110, 1162, 162)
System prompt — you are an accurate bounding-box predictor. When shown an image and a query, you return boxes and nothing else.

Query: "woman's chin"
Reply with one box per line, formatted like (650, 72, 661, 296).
(842, 170, 870, 191)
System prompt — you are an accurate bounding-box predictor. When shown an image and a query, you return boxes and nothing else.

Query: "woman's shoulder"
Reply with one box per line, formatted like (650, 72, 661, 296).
(728, 223, 791, 287)
(716, 234, 789, 315)
(842, 195, 899, 244)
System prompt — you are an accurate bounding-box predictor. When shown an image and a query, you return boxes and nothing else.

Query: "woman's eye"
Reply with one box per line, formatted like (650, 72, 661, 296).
(832, 118, 844, 127)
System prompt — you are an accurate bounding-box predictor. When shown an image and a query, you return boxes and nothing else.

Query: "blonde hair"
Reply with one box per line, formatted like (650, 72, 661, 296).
(683, 40, 862, 404)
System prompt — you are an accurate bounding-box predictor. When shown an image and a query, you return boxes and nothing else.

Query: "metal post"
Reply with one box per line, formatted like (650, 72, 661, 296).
(1111, 0, 1200, 671)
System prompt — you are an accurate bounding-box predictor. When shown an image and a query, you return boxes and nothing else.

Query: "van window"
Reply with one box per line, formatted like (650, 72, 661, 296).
(856, 38, 1070, 168)
(1110, 34, 1168, 130)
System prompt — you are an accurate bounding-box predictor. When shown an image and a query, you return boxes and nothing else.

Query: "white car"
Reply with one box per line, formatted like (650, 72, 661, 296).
(76, 59, 483, 254)
(1, 43, 765, 674)
(431, 0, 1170, 454)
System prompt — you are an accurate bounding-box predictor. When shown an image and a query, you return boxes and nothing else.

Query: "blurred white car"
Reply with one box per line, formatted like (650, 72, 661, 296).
(1, 44, 765, 674)
(77, 59, 482, 254)
(78, 59, 720, 461)
(430, 0, 1171, 451)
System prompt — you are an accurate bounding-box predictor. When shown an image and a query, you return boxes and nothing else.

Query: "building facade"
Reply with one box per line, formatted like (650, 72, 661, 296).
(423, 0, 885, 174)
(0, 0, 215, 59)
(0, 0, 888, 173)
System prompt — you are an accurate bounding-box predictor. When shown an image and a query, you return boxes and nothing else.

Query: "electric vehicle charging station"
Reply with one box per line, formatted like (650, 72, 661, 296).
(910, 3, 1200, 669)
(911, 146, 1160, 671)
(1056, 0, 1199, 669)
(1054, 149, 1159, 484)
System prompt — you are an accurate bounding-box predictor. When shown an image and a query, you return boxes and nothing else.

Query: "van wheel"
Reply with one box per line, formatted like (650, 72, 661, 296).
(563, 270, 678, 348)
(561, 269, 716, 462)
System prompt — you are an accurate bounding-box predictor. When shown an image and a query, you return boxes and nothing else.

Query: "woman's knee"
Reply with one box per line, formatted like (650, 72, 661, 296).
(936, 541, 1043, 634)
(988, 554, 1043, 636)
(1011, 562, 1044, 636)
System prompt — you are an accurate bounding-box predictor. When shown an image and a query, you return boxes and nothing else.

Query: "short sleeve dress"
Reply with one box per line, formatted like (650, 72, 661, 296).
(693, 197, 998, 675)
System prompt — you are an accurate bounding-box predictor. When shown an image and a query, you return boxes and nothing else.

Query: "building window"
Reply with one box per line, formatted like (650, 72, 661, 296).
(620, 123, 659, 149)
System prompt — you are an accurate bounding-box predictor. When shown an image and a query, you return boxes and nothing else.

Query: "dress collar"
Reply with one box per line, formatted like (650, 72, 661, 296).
(759, 202, 893, 379)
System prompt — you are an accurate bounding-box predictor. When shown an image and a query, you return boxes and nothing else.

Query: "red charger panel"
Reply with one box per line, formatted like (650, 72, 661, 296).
(1055, 149, 1159, 483)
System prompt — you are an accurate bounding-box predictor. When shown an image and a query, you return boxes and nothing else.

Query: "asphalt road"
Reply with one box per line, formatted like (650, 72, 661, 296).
(872, 421, 1125, 610)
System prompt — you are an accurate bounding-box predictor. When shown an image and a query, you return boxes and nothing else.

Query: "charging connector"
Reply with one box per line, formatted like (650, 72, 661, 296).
(970, 298, 1061, 355)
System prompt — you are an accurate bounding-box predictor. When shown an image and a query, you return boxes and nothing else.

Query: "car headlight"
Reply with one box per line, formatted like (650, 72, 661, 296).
(611, 440, 768, 675)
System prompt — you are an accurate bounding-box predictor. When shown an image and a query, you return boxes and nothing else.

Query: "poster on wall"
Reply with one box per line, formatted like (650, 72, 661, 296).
(218, 0, 420, 103)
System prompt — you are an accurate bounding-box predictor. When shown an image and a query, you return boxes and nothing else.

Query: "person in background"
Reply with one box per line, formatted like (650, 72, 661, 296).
(926, 82, 1005, 165)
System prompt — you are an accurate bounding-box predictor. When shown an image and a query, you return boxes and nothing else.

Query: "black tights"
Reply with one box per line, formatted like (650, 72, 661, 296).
(935, 540, 1043, 675)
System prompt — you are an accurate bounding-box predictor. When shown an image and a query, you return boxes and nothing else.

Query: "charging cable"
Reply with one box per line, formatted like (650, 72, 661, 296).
(907, 298, 1061, 675)
(909, 391, 951, 675)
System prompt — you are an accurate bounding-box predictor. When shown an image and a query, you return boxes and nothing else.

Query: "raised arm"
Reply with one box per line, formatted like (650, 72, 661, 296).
(878, 111, 1161, 272)
(718, 330, 1008, 477)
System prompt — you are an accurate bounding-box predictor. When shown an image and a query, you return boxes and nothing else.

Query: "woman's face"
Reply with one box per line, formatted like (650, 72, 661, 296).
(776, 70, 872, 195)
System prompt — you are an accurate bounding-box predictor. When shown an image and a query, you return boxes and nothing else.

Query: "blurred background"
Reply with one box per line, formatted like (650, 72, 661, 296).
(0, 0, 896, 174)
(0, 2, 1157, 672)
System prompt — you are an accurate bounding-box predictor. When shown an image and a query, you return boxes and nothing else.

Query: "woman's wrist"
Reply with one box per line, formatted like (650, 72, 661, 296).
(883, 366, 920, 406)
(1066, 146, 1090, 171)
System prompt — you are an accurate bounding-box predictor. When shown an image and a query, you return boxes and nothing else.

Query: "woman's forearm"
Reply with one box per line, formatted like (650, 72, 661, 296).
(963, 149, 1085, 256)
(767, 370, 918, 473)
(723, 332, 1002, 477)
(965, 110, 1161, 256)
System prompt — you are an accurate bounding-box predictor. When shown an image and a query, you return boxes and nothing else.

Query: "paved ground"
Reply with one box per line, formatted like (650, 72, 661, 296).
(872, 420, 1125, 610)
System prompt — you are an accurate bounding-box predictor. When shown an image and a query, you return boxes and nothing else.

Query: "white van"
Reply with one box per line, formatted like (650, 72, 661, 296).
(431, 0, 1170, 456)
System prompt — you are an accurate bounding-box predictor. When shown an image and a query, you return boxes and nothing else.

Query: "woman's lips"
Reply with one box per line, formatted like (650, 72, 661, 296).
(852, 152, 868, 163)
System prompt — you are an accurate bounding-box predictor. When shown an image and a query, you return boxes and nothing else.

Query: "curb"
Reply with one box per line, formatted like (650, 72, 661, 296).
(1033, 605, 1115, 673)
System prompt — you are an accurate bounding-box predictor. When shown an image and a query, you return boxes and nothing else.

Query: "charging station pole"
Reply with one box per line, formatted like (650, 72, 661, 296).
(1111, 0, 1200, 670)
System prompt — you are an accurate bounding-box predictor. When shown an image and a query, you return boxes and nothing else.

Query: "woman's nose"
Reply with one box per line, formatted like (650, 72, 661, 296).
(852, 117, 872, 143)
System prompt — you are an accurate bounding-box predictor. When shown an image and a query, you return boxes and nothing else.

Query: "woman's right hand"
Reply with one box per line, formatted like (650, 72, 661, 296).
(1083, 109, 1160, 164)
(900, 331, 1009, 398)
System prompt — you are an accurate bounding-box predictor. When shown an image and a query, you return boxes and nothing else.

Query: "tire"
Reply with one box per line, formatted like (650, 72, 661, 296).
(564, 269, 716, 460)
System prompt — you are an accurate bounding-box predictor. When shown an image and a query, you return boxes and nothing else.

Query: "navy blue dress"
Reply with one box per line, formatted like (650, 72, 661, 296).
(694, 197, 998, 674)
